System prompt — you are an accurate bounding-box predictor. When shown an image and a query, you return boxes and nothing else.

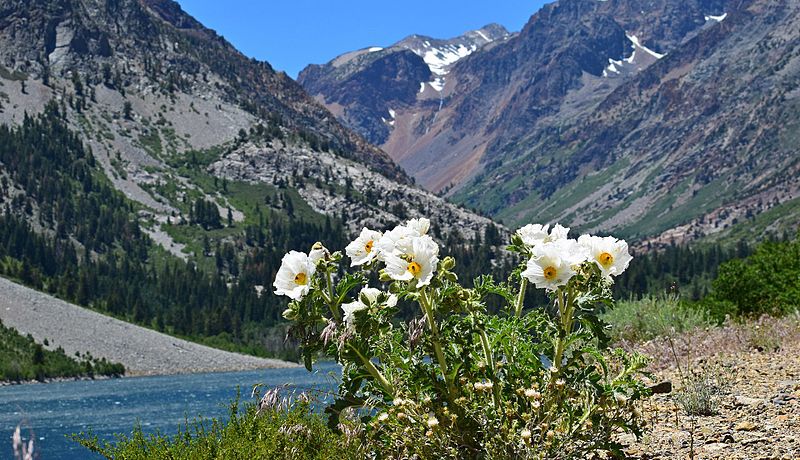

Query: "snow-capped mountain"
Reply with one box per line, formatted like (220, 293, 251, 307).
(297, 24, 510, 145)
(393, 23, 511, 92)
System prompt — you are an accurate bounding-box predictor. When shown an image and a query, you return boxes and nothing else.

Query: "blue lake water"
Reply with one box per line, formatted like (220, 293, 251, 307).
(0, 363, 339, 460)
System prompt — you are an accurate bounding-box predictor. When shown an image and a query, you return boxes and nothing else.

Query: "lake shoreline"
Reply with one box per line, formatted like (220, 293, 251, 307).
(0, 374, 118, 387)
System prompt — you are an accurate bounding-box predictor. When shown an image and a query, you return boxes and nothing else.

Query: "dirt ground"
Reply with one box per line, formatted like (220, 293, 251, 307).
(623, 315, 800, 459)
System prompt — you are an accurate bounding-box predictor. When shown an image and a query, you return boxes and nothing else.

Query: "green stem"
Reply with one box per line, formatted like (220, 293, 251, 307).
(478, 327, 500, 407)
(514, 277, 528, 317)
(349, 344, 394, 395)
(325, 270, 341, 322)
(552, 287, 575, 376)
(420, 288, 455, 399)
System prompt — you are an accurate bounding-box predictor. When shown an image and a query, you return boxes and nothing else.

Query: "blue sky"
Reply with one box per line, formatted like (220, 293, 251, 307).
(176, 1, 549, 78)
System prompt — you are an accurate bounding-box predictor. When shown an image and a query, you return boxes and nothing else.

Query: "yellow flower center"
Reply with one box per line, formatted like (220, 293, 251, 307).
(365, 240, 374, 253)
(294, 272, 307, 285)
(543, 266, 558, 281)
(598, 252, 614, 268)
(407, 261, 422, 277)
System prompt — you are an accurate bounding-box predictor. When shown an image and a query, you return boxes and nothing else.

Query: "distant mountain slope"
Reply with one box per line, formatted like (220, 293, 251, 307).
(300, 0, 800, 244)
(457, 0, 800, 244)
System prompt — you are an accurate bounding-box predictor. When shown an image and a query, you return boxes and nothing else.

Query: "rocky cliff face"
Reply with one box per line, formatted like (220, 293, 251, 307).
(299, 0, 800, 243)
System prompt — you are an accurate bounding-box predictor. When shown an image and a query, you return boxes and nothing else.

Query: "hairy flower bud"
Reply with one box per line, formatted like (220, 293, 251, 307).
(441, 256, 456, 271)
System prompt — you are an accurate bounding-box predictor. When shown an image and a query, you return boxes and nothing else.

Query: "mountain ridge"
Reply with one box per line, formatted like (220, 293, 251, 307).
(299, 0, 800, 244)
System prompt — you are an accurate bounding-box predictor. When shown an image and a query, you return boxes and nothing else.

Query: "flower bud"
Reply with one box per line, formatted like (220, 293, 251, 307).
(441, 256, 456, 271)
(282, 308, 297, 321)
(427, 415, 439, 429)
(521, 428, 532, 441)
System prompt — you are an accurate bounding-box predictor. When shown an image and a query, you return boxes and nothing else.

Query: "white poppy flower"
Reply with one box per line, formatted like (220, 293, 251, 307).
(517, 223, 570, 247)
(521, 239, 587, 290)
(342, 287, 399, 325)
(405, 217, 430, 236)
(516, 224, 550, 247)
(577, 234, 633, 278)
(273, 251, 316, 300)
(383, 235, 439, 287)
(548, 224, 570, 242)
(345, 228, 382, 266)
(375, 224, 417, 259)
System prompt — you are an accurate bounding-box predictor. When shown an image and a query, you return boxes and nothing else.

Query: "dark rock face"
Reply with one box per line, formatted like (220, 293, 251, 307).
(0, 0, 408, 182)
(458, 0, 800, 242)
(302, 50, 431, 144)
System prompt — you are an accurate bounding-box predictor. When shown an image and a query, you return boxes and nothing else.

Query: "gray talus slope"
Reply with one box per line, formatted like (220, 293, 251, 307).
(0, 277, 296, 376)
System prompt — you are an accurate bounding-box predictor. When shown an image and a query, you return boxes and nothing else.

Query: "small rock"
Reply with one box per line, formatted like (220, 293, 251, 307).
(649, 381, 673, 394)
(721, 433, 735, 443)
(735, 421, 757, 431)
(735, 395, 764, 406)
(703, 442, 727, 452)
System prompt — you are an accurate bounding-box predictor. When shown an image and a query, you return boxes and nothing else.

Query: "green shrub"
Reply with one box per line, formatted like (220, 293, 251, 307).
(92, 220, 651, 459)
(76, 398, 361, 459)
(705, 236, 800, 319)
(601, 295, 711, 342)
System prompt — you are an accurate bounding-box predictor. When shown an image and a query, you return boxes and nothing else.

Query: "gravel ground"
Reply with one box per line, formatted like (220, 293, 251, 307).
(0, 277, 297, 377)
(623, 316, 800, 459)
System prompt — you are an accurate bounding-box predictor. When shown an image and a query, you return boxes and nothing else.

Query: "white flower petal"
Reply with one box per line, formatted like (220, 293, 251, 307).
(522, 240, 584, 290)
(342, 300, 369, 325)
(577, 234, 632, 277)
(273, 251, 315, 300)
(406, 217, 430, 236)
(346, 228, 382, 266)
(517, 223, 550, 247)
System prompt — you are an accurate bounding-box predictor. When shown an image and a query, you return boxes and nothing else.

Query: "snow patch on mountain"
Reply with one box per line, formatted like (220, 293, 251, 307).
(603, 35, 664, 78)
(626, 34, 664, 59)
(705, 13, 727, 22)
(396, 25, 510, 92)
(420, 44, 477, 76)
